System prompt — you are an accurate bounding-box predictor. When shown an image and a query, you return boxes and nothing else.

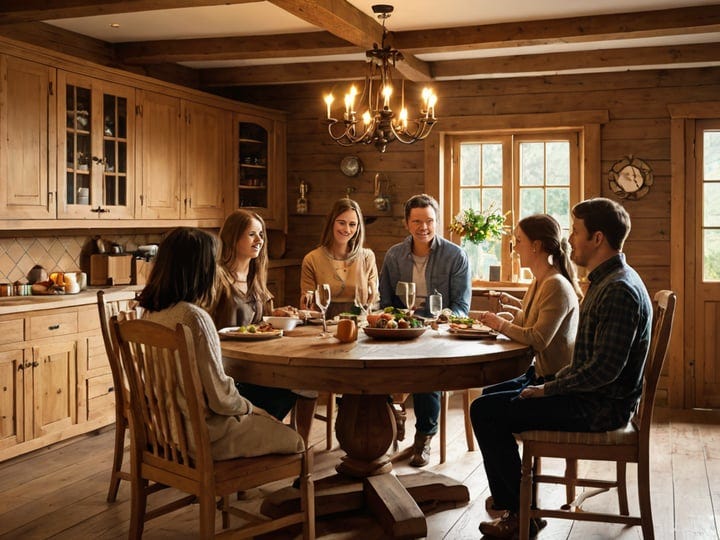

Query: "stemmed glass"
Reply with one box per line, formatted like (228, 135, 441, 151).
(428, 291, 443, 332)
(315, 283, 332, 337)
(354, 283, 375, 316)
(398, 281, 416, 315)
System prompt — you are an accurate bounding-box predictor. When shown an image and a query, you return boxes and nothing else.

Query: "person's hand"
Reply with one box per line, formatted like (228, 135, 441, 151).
(479, 311, 506, 331)
(519, 384, 545, 399)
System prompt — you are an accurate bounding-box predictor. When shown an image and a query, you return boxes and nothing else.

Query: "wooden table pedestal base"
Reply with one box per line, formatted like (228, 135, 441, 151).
(261, 470, 469, 538)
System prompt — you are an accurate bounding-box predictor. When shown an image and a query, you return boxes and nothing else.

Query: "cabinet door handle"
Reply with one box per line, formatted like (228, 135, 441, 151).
(48, 324, 60, 330)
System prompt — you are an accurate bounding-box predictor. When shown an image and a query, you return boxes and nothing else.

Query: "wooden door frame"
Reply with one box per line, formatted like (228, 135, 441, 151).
(668, 101, 720, 408)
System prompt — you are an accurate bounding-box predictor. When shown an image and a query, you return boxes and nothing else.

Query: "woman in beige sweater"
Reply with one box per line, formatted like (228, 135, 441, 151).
(480, 213, 582, 386)
(300, 198, 378, 318)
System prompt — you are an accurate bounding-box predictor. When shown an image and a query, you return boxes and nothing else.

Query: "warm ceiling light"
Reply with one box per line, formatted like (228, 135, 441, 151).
(109, 23, 120, 28)
(323, 4, 437, 153)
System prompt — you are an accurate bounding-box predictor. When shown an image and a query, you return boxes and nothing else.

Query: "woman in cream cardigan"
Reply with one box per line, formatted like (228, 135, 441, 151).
(300, 198, 378, 318)
(478, 213, 582, 394)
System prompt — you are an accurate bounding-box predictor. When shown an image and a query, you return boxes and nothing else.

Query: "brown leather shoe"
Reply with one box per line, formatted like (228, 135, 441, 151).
(479, 511, 519, 539)
(479, 511, 547, 538)
(409, 433, 432, 467)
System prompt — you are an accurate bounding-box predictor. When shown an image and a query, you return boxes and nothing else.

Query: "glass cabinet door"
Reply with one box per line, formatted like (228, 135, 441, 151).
(60, 72, 134, 219)
(65, 83, 92, 209)
(237, 121, 269, 209)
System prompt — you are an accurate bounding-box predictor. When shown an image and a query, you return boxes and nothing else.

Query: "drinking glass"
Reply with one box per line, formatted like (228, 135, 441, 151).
(428, 291, 442, 332)
(354, 283, 375, 316)
(315, 283, 332, 337)
(401, 282, 416, 314)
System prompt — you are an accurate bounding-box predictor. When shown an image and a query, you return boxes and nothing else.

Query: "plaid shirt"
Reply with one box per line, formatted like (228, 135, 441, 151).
(544, 254, 652, 430)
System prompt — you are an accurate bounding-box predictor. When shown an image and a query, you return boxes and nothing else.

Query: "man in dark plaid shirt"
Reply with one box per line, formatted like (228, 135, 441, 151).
(472, 198, 653, 539)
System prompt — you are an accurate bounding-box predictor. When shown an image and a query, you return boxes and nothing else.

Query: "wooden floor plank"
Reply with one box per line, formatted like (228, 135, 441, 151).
(0, 399, 718, 539)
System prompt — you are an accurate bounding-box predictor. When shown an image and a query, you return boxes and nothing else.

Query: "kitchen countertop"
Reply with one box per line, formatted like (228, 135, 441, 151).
(0, 285, 141, 315)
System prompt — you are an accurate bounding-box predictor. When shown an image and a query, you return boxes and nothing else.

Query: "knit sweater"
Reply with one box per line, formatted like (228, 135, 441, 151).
(497, 273, 579, 378)
(143, 302, 304, 460)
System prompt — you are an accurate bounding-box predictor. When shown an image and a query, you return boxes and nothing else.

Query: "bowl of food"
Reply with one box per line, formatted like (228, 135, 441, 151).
(262, 315, 301, 331)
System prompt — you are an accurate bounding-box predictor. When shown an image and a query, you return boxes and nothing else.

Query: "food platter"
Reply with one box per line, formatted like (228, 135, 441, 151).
(218, 327, 283, 340)
(363, 327, 426, 340)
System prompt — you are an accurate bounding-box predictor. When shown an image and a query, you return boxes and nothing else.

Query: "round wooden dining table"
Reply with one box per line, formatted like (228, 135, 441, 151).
(221, 324, 531, 538)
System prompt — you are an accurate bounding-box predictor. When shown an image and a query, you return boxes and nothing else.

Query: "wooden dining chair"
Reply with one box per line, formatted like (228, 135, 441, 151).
(96, 290, 137, 502)
(112, 317, 315, 538)
(516, 290, 676, 540)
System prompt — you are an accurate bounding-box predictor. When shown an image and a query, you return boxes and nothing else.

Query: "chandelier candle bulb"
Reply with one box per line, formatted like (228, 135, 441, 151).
(325, 94, 334, 119)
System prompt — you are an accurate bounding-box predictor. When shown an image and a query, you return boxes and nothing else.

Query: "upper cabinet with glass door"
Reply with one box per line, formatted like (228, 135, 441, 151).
(236, 114, 286, 230)
(59, 72, 135, 219)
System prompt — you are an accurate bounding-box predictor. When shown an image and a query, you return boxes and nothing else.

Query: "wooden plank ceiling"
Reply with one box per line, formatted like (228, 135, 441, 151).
(0, 0, 718, 89)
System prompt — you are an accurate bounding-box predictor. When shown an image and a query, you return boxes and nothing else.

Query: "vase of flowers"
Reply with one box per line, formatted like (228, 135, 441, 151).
(449, 206, 508, 280)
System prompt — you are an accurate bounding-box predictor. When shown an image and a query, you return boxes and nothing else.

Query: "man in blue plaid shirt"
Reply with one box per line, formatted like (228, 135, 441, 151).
(472, 197, 653, 539)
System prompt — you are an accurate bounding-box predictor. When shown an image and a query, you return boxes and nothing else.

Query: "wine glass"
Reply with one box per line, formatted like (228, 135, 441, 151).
(315, 283, 332, 337)
(402, 282, 416, 314)
(354, 283, 375, 316)
(428, 291, 442, 332)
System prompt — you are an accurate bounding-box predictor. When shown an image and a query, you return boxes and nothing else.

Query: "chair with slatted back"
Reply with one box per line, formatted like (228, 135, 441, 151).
(112, 317, 315, 538)
(517, 290, 676, 540)
(96, 290, 136, 502)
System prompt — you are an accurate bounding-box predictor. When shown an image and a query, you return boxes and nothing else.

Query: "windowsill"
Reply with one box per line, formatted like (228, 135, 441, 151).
(471, 279, 530, 290)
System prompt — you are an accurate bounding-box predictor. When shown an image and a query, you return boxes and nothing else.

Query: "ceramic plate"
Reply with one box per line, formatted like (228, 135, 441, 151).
(447, 327, 498, 340)
(218, 327, 283, 340)
(363, 327, 426, 340)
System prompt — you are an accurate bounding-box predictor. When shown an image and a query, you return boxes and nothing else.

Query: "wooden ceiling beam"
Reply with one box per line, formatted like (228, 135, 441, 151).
(0, 0, 260, 24)
(200, 59, 367, 86)
(432, 43, 720, 79)
(394, 5, 720, 54)
(268, 0, 433, 82)
(116, 31, 361, 64)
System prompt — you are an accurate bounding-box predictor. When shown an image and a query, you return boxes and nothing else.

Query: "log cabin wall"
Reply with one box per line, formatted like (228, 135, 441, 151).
(231, 66, 720, 408)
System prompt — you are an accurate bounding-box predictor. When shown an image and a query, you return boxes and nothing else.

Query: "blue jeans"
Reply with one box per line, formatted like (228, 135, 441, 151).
(413, 391, 440, 436)
(470, 389, 591, 512)
(481, 364, 553, 398)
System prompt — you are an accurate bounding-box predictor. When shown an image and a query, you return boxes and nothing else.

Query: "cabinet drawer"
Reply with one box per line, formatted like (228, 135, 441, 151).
(27, 312, 78, 340)
(87, 335, 109, 372)
(0, 318, 23, 345)
(78, 306, 100, 333)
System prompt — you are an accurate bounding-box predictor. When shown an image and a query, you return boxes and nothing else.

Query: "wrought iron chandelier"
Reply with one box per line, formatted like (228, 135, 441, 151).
(323, 4, 437, 153)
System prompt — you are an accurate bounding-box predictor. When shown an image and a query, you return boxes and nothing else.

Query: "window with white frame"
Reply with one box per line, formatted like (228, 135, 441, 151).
(449, 130, 581, 282)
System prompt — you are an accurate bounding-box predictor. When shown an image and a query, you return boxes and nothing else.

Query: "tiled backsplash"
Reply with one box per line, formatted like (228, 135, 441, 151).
(0, 233, 163, 283)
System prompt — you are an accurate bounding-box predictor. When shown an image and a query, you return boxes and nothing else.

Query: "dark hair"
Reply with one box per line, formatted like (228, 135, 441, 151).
(572, 197, 631, 250)
(404, 193, 439, 222)
(320, 198, 366, 259)
(138, 227, 217, 312)
(518, 214, 582, 299)
(218, 209, 271, 302)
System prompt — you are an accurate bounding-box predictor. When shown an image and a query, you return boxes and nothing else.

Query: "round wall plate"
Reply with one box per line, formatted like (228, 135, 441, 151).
(340, 155, 363, 177)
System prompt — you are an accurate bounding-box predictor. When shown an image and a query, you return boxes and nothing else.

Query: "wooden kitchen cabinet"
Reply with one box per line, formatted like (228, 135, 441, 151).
(236, 113, 286, 230)
(57, 71, 135, 219)
(0, 292, 135, 462)
(0, 55, 55, 220)
(0, 349, 24, 452)
(137, 90, 229, 220)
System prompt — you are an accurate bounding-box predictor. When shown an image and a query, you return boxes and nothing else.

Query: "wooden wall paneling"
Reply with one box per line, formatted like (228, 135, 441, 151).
(237, 69, 720, 412)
